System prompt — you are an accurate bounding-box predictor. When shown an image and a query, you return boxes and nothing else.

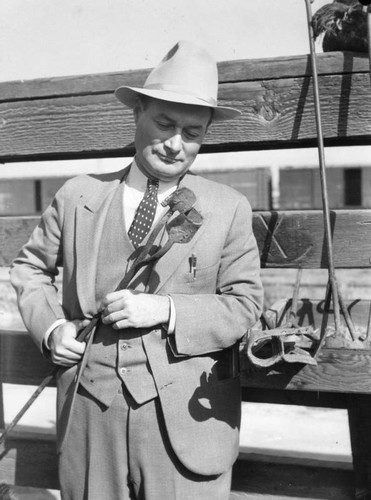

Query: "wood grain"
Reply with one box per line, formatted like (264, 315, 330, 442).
(0, 216, 39, 266)
(0, 330, 55, 385)
(1, 52, 368, 101)
(241, 347, 371, 394)
(2, 210, 370, 268)
(1, 53, 370, 161)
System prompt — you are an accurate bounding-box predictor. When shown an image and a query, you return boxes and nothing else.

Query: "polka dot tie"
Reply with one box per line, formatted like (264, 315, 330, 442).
(128, 178, 159, 248)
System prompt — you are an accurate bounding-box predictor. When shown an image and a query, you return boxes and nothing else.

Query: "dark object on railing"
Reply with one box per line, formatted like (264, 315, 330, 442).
(312, 1, 368, 52)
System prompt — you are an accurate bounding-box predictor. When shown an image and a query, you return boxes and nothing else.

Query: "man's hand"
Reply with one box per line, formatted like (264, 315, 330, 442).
(100, 290, 170, 330)
(48, 319, 90, 366)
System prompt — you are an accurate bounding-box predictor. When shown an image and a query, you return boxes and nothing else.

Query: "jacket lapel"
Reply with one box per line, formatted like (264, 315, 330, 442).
(75, 169, 128, 317)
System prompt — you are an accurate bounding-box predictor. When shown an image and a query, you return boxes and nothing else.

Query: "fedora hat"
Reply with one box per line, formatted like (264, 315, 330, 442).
(114, 40, 241, 121)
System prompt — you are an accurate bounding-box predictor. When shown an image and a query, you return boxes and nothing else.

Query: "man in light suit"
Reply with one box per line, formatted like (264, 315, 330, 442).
(10, 41, 263, 500)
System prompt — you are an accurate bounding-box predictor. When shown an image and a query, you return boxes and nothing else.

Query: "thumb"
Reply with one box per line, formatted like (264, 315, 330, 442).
(78, 318, 91, 330)
(70, 318, 91, 335)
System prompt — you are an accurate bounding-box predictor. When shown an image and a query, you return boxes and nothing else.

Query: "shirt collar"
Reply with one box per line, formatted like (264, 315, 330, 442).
(126, 158, 179, 195)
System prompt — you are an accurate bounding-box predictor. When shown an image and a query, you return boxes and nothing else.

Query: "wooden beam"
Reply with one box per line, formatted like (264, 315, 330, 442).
(2, 209, 370, 268)
(0, 437, 58, 489)
(0, 217, 39, 267)
(348, 394, 371, 498)
(0, 330, 55, 386)
(242, 298, 371, 394)
(1, 295, 371, 392)
(254, 209, 371, 268)
(0, 52, 370, 162)
(1, 52, 368, 101)
(231, 459, 354, 500)
(241, 347, 371, 394)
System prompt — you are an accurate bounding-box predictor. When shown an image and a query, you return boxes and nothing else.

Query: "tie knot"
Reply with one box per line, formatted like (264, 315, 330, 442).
(147, 178, 159, 195)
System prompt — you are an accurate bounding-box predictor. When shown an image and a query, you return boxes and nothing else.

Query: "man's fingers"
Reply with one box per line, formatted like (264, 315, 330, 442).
(71, 318, 91, 334)
(102, 309, 128, 326)
(50, 345, 84, 366)
(100, 291, 125, 308)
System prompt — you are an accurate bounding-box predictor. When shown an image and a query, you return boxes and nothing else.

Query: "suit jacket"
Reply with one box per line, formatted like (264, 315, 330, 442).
(10, 166, 263, 476)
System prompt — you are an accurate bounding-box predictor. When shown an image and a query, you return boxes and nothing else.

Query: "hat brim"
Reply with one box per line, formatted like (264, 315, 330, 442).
(114, 86, 241, 122)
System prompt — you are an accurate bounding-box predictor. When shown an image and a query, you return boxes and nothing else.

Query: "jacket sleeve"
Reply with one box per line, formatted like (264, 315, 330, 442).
(169, 195, 263, 357)
(10, 185, 67, 353)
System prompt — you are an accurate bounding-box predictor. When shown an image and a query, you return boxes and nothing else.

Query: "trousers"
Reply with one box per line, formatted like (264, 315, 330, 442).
(59, 385, 232, 500)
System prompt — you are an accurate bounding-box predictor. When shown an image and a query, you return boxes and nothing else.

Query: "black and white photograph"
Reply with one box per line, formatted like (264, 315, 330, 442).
(0, 1, 370, 498)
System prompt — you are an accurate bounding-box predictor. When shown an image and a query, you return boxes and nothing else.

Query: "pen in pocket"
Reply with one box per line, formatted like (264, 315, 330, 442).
(190, 253, 197, 278)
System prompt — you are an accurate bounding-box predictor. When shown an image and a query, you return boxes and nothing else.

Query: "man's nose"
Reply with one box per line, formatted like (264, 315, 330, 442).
(164, 133, 182, 154)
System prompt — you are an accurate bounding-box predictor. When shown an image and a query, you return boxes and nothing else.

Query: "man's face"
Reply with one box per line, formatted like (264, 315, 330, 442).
(134, 97, 212, 183)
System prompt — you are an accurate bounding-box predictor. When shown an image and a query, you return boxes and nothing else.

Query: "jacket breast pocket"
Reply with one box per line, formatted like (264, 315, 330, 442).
(182, 261, 219, 287)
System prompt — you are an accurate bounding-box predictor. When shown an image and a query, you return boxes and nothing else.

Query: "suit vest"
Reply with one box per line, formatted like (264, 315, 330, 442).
(79, 181, 158, 407)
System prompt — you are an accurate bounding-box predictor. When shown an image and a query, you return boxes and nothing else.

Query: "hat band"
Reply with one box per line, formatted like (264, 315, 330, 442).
(144, 83, 217, 107)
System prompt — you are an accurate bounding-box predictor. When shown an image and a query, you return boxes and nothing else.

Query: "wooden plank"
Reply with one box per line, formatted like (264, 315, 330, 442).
(347, 394, 371, 499)
(2, 210, 370, 268)
(0, 330, 55, 386)
(231, 459, 354, 500)
(1, 54, 370, 162)
(254, 209, 371, 269)
(241, 387, 351, 408)
(0, 486, 60, 500)
(242, 298, 371, 394)
(1, 292, 371, 391)
(0, 437, 58, 489)
(1, 52, 368, 101)
(0, 217, 39, 267)
(241, 347, 371, 394)
(3, 331, 371, 392)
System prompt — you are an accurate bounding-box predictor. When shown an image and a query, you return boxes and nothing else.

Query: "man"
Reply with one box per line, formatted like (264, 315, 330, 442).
(10, 40, 263, 500)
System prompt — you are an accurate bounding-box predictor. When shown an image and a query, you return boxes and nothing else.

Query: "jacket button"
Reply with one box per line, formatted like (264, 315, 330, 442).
(121, 343, 128, 350)
(120, 367, 128, 375)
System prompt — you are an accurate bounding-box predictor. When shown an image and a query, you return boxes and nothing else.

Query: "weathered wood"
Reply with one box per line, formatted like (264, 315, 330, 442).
(1, 209, 371, 268)
(3, 332, 371, 392)
(1, 52, 368, 101)
(241, 347, 371, 394)
(1, 295, 370, 392)
(0, 485, 60, 500)
(241, 387, 353, 408)
(242, 298, 371, 394)
(0, 330, 55, 386)
(347, 395, 371, 499)
(0, 437, 58, 489)
(1, 53, 370, 162)
(0, 217, 39, 267)
(231, 459, 354, 500)
(254, 210, 371, 269)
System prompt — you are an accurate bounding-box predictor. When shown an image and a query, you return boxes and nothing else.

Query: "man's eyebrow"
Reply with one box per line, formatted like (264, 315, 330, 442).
(155, 113, 205, 129)
(155, 113, 174, 122)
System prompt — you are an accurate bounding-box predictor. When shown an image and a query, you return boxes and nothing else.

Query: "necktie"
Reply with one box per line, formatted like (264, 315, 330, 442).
(128, 178, 159, 248)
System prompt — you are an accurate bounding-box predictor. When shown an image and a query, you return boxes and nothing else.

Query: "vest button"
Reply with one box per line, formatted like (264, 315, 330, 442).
(121, 343, 129, 350)
(120, 367, 129, 375)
